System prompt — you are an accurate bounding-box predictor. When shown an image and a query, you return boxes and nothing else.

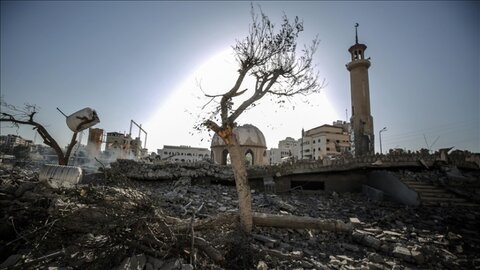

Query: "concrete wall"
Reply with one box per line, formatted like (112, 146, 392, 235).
(275, 172, 368, 193)
(367, 171, 419, 206)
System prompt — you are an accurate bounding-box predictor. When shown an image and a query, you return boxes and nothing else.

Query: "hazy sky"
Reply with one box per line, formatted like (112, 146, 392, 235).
(1, 1, 479, 153)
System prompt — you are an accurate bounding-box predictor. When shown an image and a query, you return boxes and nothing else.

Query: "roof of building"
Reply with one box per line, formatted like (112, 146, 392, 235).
(305, 124, 344, 136)
(211, 124, 267, 148)
(161, 145, 209, 151)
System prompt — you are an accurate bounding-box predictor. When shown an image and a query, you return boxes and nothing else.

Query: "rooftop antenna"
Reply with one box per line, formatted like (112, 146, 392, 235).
(56, 107, 68, 118)
(423, 134, 440, 152)
(354, 23, 359, 44)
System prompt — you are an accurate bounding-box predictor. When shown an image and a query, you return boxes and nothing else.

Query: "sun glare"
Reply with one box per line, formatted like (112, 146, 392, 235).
(144, 49, 339, 151)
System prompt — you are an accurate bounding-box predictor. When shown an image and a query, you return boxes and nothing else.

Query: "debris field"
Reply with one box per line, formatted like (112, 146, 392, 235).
(1, 163, 479, 270)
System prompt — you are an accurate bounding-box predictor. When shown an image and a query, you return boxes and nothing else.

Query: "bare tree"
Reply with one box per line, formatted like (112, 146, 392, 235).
(200, 6, 323, 233)
(0, 100, 94, 166)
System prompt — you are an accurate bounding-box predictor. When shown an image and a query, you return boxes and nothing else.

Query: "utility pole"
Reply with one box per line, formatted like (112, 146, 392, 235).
(379, 127, 387, 154)
(301, 128, 304, 160)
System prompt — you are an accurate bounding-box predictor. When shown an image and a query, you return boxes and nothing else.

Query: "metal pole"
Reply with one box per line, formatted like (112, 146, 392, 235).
(56, 107, 68, 118)
(379, 127, 387, 154)
(379, 131, 382, 155)
(301, 128, 304, 160)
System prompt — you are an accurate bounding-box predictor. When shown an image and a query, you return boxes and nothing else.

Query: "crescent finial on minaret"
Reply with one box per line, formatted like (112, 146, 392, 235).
(355, 23, 359, 44)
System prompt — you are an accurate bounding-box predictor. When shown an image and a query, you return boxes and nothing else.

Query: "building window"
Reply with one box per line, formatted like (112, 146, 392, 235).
(326, 147, 330, 151)
(313, 140, 315, 144)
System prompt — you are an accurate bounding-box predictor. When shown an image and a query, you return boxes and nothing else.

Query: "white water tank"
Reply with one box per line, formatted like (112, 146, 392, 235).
(39, 164, 83, 189)
(66, 107, 100, 132)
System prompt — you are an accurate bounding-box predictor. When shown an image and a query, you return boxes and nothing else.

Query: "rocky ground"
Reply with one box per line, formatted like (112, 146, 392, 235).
(1, 163, 479, 270)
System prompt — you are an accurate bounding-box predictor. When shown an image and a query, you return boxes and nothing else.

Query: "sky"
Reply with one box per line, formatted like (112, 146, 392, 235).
(1, 1, 479, 154)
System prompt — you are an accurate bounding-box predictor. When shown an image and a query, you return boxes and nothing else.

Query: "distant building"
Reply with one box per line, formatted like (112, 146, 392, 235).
(130, 137, 143, 158)
(0, 134, 32, 149)
(301, 121, 351, 160)
(157, 145, 210, 162)
(86, 128, 104, 158)
(268, 137, 301, 164)
(105, 132, 134, 159)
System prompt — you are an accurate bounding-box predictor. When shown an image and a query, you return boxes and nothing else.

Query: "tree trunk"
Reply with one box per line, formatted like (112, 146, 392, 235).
(252, 213, 352, 233)
(227, 133, 253, 233)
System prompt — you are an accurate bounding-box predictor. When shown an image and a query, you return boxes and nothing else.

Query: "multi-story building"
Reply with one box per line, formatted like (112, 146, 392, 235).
(130, 137, 143, 158)
(301, 121, 351, 160)
(157, 145, 210, 163)
(268, 137, 302, 164)
(279, 137, 301, 158)
(0, 134, 32, 149)
(105, 132, 133, 159)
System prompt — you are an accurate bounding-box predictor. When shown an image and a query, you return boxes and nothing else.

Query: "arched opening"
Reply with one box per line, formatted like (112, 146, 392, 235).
(245, 149, 254, 166)
(222, 149, 231, 165)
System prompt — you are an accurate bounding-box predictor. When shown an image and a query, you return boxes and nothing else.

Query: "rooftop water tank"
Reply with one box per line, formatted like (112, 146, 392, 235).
(66, 107, 100, 132)
(39, 164, 83, 189)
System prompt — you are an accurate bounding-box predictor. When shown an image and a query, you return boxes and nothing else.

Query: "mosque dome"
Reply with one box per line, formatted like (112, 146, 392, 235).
(211, 124, 267, 148)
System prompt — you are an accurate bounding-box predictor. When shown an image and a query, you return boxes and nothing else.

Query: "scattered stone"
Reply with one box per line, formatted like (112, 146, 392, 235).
(339, 242, 360, 252)
(352, 231, 382, 250)
(116, 254, 147, 270)
(0, 254, 21, 268)
(256, 260, 268, 270)
(349, 217, 362, 225)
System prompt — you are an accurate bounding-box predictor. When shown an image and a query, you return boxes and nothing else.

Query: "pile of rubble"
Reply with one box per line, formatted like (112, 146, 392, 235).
(1, 164, 479, 269)
(111, 159, 234, 181)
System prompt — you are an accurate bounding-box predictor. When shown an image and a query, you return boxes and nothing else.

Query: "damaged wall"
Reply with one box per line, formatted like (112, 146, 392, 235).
(367, 171, 419, 206)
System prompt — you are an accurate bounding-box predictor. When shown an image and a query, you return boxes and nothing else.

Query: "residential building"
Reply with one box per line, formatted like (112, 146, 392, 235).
(301, 121, 351, 160)
(105, 132, 133, 159)
(157, 145, 210, 163)
(0, 134, 32, 149)
(268, 137, 302, 164)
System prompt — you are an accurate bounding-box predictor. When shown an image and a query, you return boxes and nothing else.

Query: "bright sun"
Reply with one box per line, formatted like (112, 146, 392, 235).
(144, 49, 339, 151)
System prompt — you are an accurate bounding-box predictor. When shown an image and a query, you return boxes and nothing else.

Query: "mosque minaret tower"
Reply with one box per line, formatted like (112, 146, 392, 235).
(347, 23, 374, 156)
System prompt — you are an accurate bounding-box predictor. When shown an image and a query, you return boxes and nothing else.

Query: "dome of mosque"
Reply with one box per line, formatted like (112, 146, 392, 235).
(211, 124, 267, 148)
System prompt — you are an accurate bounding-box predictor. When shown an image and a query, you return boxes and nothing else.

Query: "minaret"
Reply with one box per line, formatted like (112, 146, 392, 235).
(347, 23, 374, 157)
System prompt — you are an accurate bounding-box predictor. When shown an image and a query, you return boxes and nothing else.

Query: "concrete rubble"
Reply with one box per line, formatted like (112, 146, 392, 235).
(1, 162, 479, 269)
(111, 159, 234, 181)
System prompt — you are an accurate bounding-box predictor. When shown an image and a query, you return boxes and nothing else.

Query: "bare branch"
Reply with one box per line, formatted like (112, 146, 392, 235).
(1, 100, 97, 165)
(197, 5, 324, 234)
